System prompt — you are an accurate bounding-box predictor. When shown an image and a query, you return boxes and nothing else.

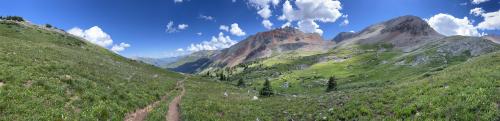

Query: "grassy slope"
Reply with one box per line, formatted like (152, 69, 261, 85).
(0, 21, 184, 120)
(182, 42, 499, 120)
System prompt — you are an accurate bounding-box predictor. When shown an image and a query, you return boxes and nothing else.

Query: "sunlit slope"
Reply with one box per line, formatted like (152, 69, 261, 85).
(0, 21, 184, 120)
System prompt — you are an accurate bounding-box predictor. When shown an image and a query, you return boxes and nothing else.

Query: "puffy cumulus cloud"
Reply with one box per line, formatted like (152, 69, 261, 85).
(187, 32, 237, 52)
(279, 0, 343, 35)
(477, 9, 500, 30)
(178, 24, 189, 30)
(196, 32, 203, 36)
(471, 0, 489, 4)
(176, 48, 184, 52)
(111, 42, 131, 53)
(426, 13, 482, 36)
(262, 20, 273, 29)
(470, 8, 485, 16)
(219, 25, 229, 32)
(68, 26, 131, 53)
(248, 0, 280, 29)
(298, 19, 323, 35)
(230, 23, 246, 36)
(67, 26, 114, 47)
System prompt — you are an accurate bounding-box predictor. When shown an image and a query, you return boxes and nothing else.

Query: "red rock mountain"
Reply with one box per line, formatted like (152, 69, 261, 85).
(213, 27, 332, 67)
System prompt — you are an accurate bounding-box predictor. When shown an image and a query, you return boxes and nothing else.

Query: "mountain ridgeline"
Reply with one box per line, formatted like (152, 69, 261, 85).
(163, 15, 496, 74)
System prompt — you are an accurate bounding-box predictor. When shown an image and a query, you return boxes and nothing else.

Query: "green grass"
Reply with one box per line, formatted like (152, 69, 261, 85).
(183, 43, 500, 120)
(0, 21, 184, 120)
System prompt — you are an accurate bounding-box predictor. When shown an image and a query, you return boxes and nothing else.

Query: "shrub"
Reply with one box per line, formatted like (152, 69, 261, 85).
(326, 76, 337, 92)
(259, 79, 273, 97)
(45, 24, 52, 28)
(237, 78, 245, 87)
(3, 16, 25, 22)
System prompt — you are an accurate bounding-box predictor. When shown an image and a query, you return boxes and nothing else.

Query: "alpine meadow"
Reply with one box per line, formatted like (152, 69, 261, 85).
(1, 0, 499, 120)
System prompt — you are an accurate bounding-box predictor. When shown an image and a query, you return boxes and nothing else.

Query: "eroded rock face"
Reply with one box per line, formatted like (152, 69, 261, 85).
(335, 15, 445, 51)
(402, 36, 500, 66)
(332, 32, 356, 43)
(213, 27, 332, 67)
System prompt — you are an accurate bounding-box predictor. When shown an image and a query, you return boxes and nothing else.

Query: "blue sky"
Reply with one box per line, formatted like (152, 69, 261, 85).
(1, 0, 499, 58)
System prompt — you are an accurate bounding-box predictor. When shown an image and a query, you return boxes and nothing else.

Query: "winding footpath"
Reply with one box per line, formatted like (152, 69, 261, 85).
(166, 79, 185, 121)
(124, 78, 186, 121)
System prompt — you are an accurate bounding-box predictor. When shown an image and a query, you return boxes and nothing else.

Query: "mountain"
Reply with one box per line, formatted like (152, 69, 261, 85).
(132, 56, 180, 67)
(0, 20, 185, 120)
(332, 31, 356, 43)
(483, 35, 500, 44)
(166, 50, 219, 73)
(212, 27, 333, 67)
(185, 15, 500, 120)
(336, 15, 445, 51)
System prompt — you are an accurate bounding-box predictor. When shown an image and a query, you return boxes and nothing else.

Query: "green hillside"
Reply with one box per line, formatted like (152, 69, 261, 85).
(185, 38, 500, 120)
(0, 21, 184, 120)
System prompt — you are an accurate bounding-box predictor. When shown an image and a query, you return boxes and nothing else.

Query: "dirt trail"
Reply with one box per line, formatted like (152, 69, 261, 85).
(124, 78, 185, 121)
(166, 79, 185, 121)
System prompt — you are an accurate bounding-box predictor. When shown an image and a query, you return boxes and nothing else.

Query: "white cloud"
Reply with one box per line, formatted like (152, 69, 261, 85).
(471, 0, 489, 4)
(111, 42, 131, 53)
(262, 20, 273, 29)
(219, 25, 229, 32)
(174, 0, 183, 3)
(166, 21, 189, 33)
(470, 7, 485, 16)
(298, 19, 323, 35)
(68, 26, 131, 53)
(67, 26, 114, 47)
(199, 14, 215, 21)
(166, 21, 178, 33)
(197, 32, 203, 36)
(281, 21, 292, 28)
(248, 0, 280, 29)
(230, 23, 246, 36)
(459, 2, 468, 6)
(340, 14, 349, 26)
(279, 0, 343, 35)
(426, 13, 482, 36)
(187, 32, 237, 52)
(477, 9, 500, 30)
(339, 19, 349, 26)
(176, 48, 184, 52)
(178, 24, 189, 30)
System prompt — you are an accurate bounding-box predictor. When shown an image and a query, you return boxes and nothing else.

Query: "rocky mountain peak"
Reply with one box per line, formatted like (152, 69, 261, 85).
(332, 31, 356, 43)
(381, 15, 437, 36)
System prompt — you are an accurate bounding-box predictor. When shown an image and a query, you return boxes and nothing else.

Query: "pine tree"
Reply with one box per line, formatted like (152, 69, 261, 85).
(237, 78, 245, 87)
(326, 76, 337, 92)
(260, 79, 273, 97)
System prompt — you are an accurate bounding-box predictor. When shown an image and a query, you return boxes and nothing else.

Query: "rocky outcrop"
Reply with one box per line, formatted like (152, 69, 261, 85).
(402, 36, 500, 66)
